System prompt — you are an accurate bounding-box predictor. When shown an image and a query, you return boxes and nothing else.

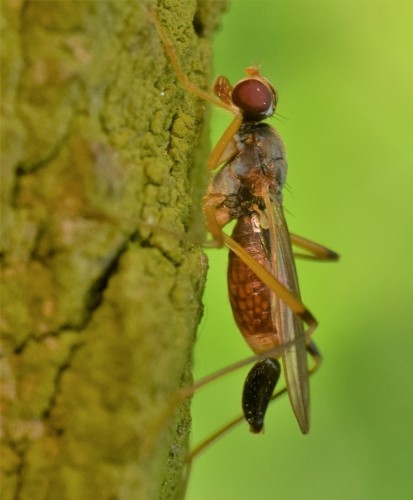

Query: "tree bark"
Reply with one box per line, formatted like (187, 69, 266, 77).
(0, 1, 227, 498)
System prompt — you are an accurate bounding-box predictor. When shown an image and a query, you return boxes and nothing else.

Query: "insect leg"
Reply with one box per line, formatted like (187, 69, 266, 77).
(291, 233, 339, 261)
(207, 114, 243, 170)
(187, 341, 321, 464)
(150, 8, 243, 172)
(150, 7, 234, 113)
(140, 343, 293, 462)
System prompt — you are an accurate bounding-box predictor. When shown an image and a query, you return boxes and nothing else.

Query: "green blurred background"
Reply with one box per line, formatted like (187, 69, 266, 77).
(187, 1, 413, 499)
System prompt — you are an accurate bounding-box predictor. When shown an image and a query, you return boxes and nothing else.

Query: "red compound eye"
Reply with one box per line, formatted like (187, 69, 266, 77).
(232, 79, 275, 119)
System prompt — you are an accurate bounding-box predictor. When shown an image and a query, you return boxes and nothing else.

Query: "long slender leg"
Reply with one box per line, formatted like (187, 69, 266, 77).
(223, 231, 318, 335)
(151, 8, 243, 172)
(203, 205, 318, 338)
(187, 342, 322, 462)
(174, 344, 322, 496)
(207, 114, 242, 170)
(150, 8, 235, 113)
(291, 233, 339, 261)
(140, 342, 296, 460)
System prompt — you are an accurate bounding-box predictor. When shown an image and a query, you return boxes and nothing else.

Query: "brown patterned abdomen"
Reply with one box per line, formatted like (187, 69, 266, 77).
(228, 216, 279, 355)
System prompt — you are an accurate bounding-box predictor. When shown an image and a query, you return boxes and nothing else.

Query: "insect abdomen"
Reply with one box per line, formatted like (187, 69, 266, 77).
(228, 215, 279, 355)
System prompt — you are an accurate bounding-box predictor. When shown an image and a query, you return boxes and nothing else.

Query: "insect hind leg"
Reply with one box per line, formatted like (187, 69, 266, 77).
(307, 340, 322, 373)
(187, 341, 321, 467)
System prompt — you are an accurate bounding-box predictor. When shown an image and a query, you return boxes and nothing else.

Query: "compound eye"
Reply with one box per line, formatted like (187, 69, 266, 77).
(232, 79, 274, 117)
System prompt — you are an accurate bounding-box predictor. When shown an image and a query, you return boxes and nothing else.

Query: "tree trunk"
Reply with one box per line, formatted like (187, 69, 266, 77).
(0, 1, 227, 498)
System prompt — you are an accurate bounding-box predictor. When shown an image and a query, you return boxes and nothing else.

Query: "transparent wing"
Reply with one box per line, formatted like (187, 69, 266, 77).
(264, 191, 310, 433)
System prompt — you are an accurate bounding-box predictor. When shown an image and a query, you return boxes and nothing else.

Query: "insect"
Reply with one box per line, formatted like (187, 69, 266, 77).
(150, 3, 338, 473)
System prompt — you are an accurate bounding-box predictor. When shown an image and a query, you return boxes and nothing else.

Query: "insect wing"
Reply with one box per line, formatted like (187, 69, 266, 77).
(266, 196, 310, 433)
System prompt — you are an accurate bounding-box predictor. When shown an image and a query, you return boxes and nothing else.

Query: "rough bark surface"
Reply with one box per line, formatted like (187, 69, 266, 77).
(0, 1, 227, 498)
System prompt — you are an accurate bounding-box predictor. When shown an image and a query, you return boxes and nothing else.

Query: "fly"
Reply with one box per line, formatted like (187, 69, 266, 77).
(151, 8, 339, 445)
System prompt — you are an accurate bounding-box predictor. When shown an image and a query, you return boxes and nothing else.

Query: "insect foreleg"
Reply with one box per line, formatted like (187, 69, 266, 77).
(207, 114, 242, 170)
(150, 8, 233, 112)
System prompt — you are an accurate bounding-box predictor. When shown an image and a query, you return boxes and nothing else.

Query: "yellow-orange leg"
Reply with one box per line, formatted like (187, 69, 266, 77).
(291, 233, 340, 261)
(172, 340, 323, 499)
(206, 114, 243, 170)
(150, 7, 233, 113)
(181, 339, 317, 499)
(203, 205, 319, 337)
(150, 7, 242, 172)
(188, 341, 322, 463)
(139, 341, 298, 471)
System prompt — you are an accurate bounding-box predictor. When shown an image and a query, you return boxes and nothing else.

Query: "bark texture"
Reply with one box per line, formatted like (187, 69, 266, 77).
(0, 0, 227, 498)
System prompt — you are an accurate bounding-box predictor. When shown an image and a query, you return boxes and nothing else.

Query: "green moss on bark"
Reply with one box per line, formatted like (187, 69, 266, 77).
(0, 1, 227, 498)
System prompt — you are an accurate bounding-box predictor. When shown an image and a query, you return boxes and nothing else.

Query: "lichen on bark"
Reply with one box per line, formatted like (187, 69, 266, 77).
(0, 0, 227, 498)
